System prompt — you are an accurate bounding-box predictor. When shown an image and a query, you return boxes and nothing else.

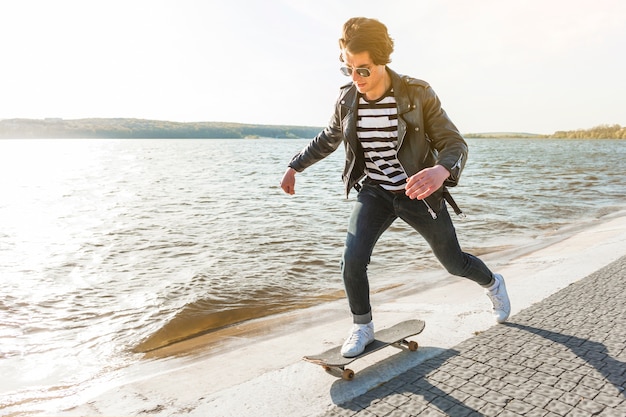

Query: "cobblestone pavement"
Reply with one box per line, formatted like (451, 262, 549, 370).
(321, 255, 626, 417)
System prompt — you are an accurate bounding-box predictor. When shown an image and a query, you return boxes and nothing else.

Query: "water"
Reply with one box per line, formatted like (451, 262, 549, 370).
(1, 138, 624, 412)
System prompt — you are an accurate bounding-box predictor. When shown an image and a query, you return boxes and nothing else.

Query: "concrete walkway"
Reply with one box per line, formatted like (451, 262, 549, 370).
(321, 255, 626, 417)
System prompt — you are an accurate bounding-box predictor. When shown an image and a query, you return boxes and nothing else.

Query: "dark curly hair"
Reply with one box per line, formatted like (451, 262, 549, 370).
(338, 17, 394, 65)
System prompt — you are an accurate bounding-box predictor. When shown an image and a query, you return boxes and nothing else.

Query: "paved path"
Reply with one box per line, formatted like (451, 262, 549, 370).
(320, 255, 626, 417)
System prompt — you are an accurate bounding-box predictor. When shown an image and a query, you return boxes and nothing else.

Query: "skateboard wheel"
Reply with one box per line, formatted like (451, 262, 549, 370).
(408, 341, 419, 351)
(342, 369, 355, 381)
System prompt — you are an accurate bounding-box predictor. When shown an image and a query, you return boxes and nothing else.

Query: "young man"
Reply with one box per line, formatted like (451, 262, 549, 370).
(280, 17, 510, 358)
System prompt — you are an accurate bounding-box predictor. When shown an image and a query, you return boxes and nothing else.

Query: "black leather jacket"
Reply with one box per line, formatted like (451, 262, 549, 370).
(288, 67, 467, 210)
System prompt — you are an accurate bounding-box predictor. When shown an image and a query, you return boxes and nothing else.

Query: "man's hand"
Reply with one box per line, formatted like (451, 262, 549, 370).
(280, 167, 297, 195)
(405, 165, 450, 200)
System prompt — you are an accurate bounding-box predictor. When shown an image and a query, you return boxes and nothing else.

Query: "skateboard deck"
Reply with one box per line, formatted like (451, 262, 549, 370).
(303, 319, 425, 380)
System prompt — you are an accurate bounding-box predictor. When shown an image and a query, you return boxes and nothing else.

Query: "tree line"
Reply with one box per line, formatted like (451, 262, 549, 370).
(549, 124, 625, 139)
(0, 118, 624, 139)
(464, 124, 625, 139)
(0, 118, 322, 139)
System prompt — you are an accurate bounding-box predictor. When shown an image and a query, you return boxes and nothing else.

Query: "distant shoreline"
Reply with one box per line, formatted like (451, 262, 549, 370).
(0, 118, 623, 139)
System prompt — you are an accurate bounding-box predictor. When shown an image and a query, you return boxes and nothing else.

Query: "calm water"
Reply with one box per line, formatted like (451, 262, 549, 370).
(1, 138, 624, 412)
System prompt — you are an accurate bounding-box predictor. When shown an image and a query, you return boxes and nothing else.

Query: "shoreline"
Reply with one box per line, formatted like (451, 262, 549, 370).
(12, 210, 626, 416)
(139, 207, 626, 357)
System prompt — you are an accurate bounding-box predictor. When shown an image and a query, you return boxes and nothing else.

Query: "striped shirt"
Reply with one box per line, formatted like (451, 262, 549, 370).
(357, 89, 407, 191)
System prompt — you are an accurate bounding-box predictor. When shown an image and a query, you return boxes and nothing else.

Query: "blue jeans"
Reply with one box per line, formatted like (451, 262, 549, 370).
(341, 183, 494, 324)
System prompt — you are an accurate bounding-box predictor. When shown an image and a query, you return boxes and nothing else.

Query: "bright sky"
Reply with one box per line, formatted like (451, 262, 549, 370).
(1, 0, 625, 134)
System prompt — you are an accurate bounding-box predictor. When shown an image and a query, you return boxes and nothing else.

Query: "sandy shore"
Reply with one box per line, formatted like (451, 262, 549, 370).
(42, 211, 626, 417)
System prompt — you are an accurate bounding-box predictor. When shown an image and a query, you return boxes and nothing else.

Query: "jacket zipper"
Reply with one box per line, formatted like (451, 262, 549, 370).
(422, 199, 438, 220)
(396, 116, 437, 220)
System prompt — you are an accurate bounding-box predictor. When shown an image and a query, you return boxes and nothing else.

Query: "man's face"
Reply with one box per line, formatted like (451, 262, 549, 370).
(341, 50, 388, 101)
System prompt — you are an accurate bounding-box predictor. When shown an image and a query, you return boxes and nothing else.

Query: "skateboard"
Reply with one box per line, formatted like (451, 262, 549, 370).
(303, 319, 425, 381)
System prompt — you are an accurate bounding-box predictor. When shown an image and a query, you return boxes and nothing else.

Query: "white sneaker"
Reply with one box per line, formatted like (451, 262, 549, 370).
(486, 273, 511, 323)
(340, 322, 375, 358)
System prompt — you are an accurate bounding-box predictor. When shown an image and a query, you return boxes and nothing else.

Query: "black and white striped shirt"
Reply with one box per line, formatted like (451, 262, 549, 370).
(357, 89, 407, 191)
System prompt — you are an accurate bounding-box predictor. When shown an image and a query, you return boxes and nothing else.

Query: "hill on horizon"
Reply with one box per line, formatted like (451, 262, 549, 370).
(0, 118, 321, 139)
(0, 118, 623, 139)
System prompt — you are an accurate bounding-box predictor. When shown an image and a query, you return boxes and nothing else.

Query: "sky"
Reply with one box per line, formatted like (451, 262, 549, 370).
(1, 0, 625, 134)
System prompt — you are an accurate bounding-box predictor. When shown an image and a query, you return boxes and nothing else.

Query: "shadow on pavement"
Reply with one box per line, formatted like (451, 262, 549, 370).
(330, 348, 486, 416)
(505, 322, 626, 398)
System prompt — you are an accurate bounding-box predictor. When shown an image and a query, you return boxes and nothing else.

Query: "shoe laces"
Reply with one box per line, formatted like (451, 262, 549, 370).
(487, 284, 506, 310)
(347, 324, 371, 344)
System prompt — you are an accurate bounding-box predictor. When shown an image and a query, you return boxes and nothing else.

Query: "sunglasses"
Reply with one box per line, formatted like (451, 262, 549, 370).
(340, 66, 371, 77)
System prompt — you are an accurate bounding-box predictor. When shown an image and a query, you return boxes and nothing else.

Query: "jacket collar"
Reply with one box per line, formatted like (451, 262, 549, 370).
(389, 68, 413, 114)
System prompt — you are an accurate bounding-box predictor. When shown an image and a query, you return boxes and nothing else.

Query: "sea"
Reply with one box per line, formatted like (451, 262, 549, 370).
(1, 137, 624, 414)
